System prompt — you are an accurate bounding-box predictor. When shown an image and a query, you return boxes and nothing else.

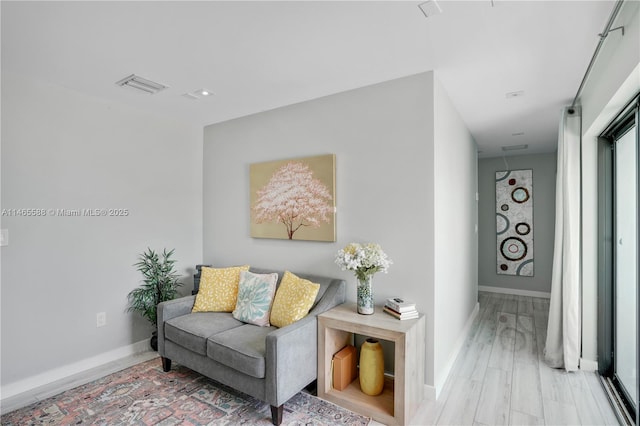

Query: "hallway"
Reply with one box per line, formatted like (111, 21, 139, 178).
(410, 291, 619, 425)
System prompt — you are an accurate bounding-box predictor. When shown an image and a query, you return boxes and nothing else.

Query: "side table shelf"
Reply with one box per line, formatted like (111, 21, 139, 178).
(317, 303, 425, 426)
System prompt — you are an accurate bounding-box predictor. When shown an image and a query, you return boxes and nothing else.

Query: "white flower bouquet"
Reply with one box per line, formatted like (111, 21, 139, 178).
(335, 242, 392, 282)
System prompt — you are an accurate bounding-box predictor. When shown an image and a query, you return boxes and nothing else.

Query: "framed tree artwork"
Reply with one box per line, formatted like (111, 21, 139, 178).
(250, 154, 336, 241)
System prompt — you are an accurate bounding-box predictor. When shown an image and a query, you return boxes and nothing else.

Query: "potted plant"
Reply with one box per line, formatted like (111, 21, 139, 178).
(127, 248, 182, 350)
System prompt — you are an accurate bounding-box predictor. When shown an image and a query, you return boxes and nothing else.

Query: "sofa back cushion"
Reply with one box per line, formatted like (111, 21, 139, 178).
(250, 268, 337, 309)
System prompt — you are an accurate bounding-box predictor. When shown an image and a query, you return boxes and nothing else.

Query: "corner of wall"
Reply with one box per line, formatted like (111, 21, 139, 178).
(431, 74, 479, 392)
(433, 302, 480, 398)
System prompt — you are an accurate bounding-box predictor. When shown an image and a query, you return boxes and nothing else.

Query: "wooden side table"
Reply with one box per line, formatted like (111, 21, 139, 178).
(317, 303, 425, 426)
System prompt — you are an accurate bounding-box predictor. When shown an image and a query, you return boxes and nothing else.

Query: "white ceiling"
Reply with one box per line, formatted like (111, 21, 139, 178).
(1, 1, 615, 158)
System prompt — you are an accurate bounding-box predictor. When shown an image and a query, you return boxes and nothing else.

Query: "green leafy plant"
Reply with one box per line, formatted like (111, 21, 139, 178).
(127, 248, 182, 327)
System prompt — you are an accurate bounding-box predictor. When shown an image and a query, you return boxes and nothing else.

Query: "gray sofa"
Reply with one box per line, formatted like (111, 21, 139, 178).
(157, 267, 346, 425)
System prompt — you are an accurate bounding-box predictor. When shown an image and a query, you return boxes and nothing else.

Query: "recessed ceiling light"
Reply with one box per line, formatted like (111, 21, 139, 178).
(116, 74, 168, 95)
(418, 1, 442, 18)
(183, 89, 214, 100)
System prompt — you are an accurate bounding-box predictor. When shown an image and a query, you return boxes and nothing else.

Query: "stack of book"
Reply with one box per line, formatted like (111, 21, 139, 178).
(383, 297, 419, 320)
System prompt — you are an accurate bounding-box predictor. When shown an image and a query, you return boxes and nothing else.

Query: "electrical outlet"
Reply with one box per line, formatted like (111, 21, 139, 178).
(0, 229, 8, 247)
(96, 312, 106, 328)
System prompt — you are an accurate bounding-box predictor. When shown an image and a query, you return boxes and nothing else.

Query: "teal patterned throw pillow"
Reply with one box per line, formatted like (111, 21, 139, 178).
(232, 271, 278, 326)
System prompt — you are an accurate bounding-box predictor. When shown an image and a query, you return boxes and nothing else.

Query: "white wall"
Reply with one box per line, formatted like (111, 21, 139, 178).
(0, 2, 4, 396)
(433, 77, 478, 393)
(0, 73, 203, 395)
(579, 0, 639, 368)
(477, 153, 557, 295)
(203, 71, 478, 393)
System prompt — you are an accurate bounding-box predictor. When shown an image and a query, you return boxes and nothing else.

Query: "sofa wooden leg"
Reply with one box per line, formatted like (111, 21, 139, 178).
(305, 379, 317, 395)
(270, 404, 283, 425)
(161, 357, 172, 372)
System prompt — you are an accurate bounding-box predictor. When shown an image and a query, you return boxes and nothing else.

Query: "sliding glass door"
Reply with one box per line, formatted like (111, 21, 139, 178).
(598, 96, 639, 424)
(614, 120, 638, 415)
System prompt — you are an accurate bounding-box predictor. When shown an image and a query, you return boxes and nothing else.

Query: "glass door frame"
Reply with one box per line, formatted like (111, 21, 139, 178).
(597, 94, 639, 425)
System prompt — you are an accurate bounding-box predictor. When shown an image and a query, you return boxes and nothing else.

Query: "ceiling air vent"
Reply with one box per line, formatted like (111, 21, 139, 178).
(115, 74, 168, 94)
(502, 144, 528, 151)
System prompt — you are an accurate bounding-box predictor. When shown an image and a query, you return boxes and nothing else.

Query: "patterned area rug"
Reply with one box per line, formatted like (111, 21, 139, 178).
(2, 358, 370, 425)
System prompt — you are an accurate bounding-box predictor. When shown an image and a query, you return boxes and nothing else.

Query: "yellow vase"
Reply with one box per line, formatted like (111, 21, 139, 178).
(359, 338, 384, 396)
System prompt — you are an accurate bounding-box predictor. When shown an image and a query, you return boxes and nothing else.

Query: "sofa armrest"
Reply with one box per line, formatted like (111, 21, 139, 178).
(264, 280, 346, 406)
(265, 314, 318, 406)
(157, 295, 195, 356)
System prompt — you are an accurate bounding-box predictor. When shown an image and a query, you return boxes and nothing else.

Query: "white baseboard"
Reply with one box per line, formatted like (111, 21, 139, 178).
(424, 384, 436, 400)
(580, 358, 598, 372)
(430, 302, 481, 400)
(1, 339, 157, 414)
(479, 285, 551, 299)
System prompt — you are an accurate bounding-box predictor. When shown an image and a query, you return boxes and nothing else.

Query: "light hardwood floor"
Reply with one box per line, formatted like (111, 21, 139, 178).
(387, 291, 620, 426)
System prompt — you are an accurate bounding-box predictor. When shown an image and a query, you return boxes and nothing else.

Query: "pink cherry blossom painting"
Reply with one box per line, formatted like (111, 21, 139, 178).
(250, 154, 336, 241)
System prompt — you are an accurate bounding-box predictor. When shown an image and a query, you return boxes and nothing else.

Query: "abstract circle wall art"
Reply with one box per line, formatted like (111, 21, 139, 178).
(495, 169, 534, 276)
(515, 222, 531, 236)
(500, 236, 528, 261)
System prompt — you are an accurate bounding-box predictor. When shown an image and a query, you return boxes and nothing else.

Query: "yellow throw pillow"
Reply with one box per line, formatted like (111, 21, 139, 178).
(270, 271, 320, 328)
(192, 265, 250, 312)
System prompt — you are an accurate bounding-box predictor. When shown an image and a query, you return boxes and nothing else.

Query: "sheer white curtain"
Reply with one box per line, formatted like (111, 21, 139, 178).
(545, 107, 582, 371)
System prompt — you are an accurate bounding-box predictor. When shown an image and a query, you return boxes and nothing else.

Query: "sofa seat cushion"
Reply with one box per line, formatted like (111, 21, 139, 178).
(165, 313, 244, 356)
(207, 324, 276, 379)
